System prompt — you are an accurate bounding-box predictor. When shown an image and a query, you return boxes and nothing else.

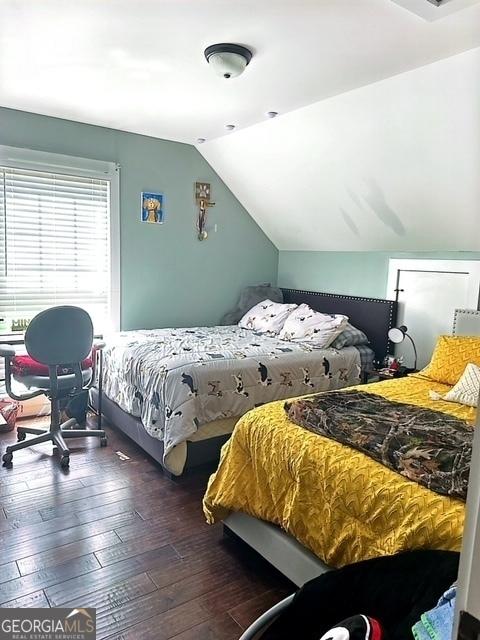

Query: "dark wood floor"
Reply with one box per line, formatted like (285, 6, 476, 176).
(0, 415, 293, 639)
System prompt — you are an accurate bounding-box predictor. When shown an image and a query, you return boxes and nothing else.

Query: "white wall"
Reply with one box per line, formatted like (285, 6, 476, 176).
(199, 47, 480, 252)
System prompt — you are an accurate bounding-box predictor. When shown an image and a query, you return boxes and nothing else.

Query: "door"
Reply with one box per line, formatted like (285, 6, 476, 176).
(387, 260, 480, 369)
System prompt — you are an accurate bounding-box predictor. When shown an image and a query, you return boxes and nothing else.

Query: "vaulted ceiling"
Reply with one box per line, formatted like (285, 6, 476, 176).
(200, 47, 480, 251)
(1, 0, 480, 144)
(1, 0, 480, 253)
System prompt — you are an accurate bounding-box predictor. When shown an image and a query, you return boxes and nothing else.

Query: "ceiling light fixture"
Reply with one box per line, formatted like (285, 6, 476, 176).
(196, 138, 206, 144)
(266, 111, 278, 118)
(225, 124, 235, 131)
(204, 43, 252, 79)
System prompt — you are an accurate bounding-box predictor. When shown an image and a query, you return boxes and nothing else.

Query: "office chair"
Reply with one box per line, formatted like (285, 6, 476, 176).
(0, 306, 107, 469)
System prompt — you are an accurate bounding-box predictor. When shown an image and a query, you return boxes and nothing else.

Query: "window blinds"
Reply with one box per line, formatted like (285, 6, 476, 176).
(0, 166, 111, 333)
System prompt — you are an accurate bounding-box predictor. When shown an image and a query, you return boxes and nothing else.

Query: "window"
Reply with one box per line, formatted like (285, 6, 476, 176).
(0, 147, 119, 334)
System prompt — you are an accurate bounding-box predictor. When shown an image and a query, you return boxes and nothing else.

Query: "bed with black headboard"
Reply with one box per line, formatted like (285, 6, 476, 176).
(91, 288, 397, 476)
(281, 288, 397, 364)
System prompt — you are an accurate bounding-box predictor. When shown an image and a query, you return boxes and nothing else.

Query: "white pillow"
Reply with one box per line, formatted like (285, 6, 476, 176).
(238, 299, 297, 334)
(279, 303, 348, 347)
(431, 363, 480, 408)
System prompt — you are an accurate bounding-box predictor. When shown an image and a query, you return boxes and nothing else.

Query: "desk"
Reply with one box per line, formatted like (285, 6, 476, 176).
(0, 333, 25, 346)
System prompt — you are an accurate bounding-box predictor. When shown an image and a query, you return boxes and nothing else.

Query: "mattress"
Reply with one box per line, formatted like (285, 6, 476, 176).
(102, 325, 369, 468)
(203, 374, 476, 568)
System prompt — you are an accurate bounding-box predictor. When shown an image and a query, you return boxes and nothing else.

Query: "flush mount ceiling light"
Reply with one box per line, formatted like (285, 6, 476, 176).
(204, 43, 252, 79)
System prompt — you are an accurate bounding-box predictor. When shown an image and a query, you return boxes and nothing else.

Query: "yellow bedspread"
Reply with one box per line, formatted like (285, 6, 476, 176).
(203, 375, 476, 568)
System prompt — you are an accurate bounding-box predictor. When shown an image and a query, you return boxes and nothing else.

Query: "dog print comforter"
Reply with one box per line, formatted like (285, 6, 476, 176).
(101, 325, 364, 465)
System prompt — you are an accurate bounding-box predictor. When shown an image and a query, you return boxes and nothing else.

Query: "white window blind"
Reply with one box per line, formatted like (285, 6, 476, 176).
(0, 166, 111, 333)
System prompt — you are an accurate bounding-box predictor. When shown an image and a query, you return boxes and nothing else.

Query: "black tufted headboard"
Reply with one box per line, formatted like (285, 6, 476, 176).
(281, 288, 397, 363)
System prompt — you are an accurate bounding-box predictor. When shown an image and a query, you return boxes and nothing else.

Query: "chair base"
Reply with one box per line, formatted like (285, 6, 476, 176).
(2, 419, 107, 469)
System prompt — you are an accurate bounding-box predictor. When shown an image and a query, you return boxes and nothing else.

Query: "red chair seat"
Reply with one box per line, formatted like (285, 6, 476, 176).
(11, 354, 93, 378)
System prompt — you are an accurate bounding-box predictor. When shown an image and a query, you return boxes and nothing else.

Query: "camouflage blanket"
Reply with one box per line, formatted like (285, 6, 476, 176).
(285, 391, 472, 500)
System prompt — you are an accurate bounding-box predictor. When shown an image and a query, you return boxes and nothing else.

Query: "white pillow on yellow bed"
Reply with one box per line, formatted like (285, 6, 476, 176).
(431, 363, 480, 408)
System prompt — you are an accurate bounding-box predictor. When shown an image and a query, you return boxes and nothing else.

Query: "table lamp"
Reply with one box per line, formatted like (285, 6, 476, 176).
(388, 325, 418, 371)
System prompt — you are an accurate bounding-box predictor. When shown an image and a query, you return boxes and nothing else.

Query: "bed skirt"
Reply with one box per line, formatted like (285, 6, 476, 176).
(90, 388, 233, 475)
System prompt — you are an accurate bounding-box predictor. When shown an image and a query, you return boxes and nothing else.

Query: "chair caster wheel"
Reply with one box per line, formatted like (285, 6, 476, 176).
(100, 437, 108, 447)
(60, 455, 70, 469)
(2, 452, 13, 467)
(17, 431, 26, 442)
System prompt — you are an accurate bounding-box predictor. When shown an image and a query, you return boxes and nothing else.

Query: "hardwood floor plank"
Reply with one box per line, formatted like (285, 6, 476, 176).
(0, 512, 142, 565)
(45, 545, 180, 606)
(1, 480, 96, 512)
(37, 480, 186, 522)
(0, 481, 29, 498)
(0, 562, 21, 584)
(0, 554, 101, 604)
(62, 572, 158, 614)
(99, 554, 277, 639)
(0, 507, 140, 550)
(1, 479, 84, 507)
(169, 614, 242, 640)
(17, 530, 121, 576)
(95, 533, 172, 568)
(148, 535, 245, 591)
(104, 598, 211, 640)
(0, 510, 43, 532)
(228, 588, 291, 630)
(1, 590, 50, 608)
(104, 572, 278, 640)
(114, 504, 207, 544)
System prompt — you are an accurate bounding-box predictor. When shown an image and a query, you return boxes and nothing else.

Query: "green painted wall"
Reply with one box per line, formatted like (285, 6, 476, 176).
(0, 107, 278, 329)
(278, 251, 480, 298)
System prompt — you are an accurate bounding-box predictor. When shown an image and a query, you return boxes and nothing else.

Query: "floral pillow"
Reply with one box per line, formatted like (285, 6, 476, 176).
(238, 299, 297, 334)
(279, 303, 348, 347)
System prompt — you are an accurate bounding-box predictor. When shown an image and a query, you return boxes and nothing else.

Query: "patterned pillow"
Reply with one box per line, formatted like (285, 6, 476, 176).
(331, 323, 369, 350)
(238, 299, 297, 334)
(440, 363, 480, 407)
(421, 335, 480, 386)
(279, 303, 348, 347)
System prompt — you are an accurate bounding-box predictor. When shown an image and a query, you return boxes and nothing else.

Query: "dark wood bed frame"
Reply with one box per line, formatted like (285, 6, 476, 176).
(91, 288, 397, 475)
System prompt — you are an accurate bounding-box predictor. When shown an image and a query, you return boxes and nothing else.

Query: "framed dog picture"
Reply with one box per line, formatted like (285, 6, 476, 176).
(141, 191, 165, 224)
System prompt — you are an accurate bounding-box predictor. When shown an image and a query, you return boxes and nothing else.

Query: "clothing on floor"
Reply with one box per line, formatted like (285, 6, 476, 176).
(262, 550, 459, 640)
(412, 585, 456, 640)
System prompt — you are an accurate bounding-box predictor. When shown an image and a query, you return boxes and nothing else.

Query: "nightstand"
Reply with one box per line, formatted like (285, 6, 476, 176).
(362, 368, 417, 384)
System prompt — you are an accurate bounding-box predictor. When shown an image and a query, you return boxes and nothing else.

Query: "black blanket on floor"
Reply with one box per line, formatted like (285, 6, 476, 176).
(262, 550, 459, 640)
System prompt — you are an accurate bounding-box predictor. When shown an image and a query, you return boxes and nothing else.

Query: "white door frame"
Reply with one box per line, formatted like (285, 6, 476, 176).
(387, 260, 480, 308)
(455, 391, 480, 636)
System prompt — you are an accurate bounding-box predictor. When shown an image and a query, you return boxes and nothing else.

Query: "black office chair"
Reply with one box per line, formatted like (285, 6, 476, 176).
(0, 306, 107, 469)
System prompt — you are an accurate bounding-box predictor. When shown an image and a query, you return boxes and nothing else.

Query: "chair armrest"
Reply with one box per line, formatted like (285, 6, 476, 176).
(0, 344, 15, 359)
(93, 340, 106, 350)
